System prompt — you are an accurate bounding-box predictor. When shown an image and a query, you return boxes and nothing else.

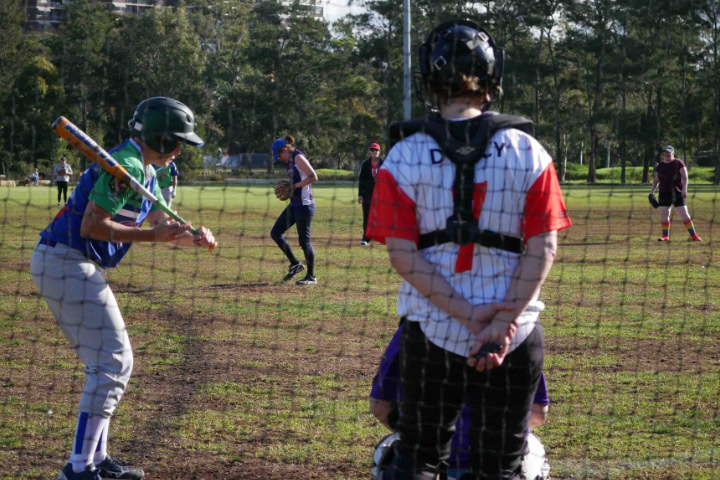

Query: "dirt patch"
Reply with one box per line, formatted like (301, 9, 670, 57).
(107, 308, 380, 479)
(546, 335, 720, 373)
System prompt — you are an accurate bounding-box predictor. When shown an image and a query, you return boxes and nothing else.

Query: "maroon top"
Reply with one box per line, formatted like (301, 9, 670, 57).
(655, 159, 685, 193)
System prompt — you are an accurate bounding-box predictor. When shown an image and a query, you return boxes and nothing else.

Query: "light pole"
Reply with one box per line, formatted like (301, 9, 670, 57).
(403, 0, 411, 120)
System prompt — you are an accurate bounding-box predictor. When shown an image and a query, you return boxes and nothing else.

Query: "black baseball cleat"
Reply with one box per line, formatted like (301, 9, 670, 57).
(296, 275, 317, 286)
(283, 262, 305, 281)
(57, 463, 102, 480)
(96, 456, 144, 480)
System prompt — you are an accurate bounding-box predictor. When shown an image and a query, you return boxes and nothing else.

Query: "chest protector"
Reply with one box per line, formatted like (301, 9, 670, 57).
(389, 113, 534, 255)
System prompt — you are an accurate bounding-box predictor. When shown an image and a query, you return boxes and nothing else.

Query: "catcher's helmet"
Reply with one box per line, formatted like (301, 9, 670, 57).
(128, 97, 204, 154)
(416, 20, 504, 110)
(370, 432, 400, 480)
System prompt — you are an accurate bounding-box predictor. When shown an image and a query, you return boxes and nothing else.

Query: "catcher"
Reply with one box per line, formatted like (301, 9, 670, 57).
(270, 135, 319, 285)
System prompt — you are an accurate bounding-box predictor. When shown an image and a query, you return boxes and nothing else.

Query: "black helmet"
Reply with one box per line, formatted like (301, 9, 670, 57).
(416, 20, 504, 109)
(128, 97, 204, 154)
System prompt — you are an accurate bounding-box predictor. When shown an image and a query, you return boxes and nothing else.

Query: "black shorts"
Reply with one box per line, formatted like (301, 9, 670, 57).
(658, 191, 685, 207)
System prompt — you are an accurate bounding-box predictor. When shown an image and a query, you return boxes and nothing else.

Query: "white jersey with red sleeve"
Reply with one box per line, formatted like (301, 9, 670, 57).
(366, 120, 572, 356)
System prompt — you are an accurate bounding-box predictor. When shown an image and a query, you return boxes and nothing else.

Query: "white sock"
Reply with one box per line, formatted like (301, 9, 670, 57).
(93, 418, 110, 465)
(69, 413, 109, 473)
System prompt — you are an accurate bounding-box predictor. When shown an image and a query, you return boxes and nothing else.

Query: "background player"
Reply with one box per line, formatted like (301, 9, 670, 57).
(153, 159, 179, 208)
(650, 145, 702, 242)
(54, 156, 73, 206)
(366, 20, 571, 480)
(270, 135, 319, 285)
(358, 142, 383, 245)
(369, 322, 550, 480)
(30, 97, 215, 480)
(28, 167, 40, 186)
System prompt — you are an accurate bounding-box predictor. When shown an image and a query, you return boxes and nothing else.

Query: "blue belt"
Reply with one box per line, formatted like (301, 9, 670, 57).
(37, 237, 100, 267)
(38, 237, 58, 248)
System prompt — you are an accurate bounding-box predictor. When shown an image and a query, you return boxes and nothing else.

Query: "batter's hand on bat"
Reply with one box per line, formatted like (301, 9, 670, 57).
(192, 226, 215, 249)
(467, 313, 518, 372)
(153, 220, 191, 242)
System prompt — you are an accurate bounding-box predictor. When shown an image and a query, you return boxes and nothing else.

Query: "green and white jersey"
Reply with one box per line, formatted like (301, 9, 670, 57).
(42, 138, 168, 269)
(154, 160, 178, 189)
(90, 139, 168, 218)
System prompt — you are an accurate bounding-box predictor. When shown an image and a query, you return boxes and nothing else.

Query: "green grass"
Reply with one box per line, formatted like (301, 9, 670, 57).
(0, 183, 719, 479)
(563, 163, 718, 184)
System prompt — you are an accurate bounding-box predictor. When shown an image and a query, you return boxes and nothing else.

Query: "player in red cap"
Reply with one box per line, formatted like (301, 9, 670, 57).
(358, 142, 383, 245)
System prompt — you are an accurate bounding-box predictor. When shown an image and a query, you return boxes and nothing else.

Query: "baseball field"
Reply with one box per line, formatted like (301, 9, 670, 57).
(1, 183, 718, 479)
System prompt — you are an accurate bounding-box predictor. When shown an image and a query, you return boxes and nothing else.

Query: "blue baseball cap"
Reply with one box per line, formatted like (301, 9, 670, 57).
(663, 145, 674, 152)
(272, 138, 287, 161)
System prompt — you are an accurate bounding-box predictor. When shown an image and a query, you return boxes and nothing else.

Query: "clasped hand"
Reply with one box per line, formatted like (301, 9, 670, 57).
(463, 305, 518, 373)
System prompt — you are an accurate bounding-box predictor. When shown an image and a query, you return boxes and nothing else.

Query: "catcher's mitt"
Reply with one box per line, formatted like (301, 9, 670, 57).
(274, 179, 294, 201)
(648, 193, 660, 209)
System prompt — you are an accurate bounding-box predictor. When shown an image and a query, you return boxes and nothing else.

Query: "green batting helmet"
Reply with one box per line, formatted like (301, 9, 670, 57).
(128, 97, 204, 154)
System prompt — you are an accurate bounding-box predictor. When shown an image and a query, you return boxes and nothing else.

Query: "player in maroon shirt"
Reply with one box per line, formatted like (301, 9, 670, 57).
(650, 146, 702, 242)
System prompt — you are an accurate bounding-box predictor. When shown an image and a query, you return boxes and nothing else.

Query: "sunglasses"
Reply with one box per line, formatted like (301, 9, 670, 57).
(369, 148, 380, 152)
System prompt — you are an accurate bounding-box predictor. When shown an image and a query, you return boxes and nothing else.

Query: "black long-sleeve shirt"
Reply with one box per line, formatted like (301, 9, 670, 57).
(358, 158, 383, 204)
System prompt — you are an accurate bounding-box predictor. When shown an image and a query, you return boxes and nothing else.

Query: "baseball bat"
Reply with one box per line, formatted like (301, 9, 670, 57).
(52, 116, 217, 252)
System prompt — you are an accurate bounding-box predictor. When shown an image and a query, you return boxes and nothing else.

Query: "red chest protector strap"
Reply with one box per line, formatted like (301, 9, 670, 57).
(389, 113, 533, 255)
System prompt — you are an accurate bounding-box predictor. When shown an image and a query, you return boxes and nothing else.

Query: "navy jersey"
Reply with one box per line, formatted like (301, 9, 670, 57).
(286, 149, 314, 206)
(39, 139, 163, 268)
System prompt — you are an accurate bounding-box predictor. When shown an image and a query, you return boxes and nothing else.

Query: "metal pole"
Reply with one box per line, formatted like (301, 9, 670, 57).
(403, 0, 411, 120)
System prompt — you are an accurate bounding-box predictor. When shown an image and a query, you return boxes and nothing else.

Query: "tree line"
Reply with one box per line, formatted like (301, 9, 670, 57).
(0, 0, 718, 183)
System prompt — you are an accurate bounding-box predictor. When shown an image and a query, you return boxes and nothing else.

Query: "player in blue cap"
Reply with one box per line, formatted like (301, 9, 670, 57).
(270, 135, 319, 284)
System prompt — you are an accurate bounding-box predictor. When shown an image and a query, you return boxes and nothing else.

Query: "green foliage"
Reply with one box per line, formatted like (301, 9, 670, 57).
(0, 0, 719, 185)
(0, 1, 24, 107)
(562, 164, 717, 184)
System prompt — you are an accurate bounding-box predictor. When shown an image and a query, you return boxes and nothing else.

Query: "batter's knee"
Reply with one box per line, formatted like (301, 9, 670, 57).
(81, 348, 133, 417)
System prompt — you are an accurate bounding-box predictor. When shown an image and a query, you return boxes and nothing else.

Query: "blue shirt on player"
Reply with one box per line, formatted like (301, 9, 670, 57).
(286, 149, 314, 207)
(39, 139, 163, 269)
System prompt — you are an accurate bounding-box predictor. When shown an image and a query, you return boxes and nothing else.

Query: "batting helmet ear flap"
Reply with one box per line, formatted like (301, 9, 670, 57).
(418, 36, 431, 76)
(492, 44, 504, 83)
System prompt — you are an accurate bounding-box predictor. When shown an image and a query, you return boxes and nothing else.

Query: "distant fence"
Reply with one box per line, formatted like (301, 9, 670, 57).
(203, 153, 271, 170)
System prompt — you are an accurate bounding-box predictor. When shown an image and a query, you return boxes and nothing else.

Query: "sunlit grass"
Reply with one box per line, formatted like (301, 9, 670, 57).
(1, 184, 719, 479)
